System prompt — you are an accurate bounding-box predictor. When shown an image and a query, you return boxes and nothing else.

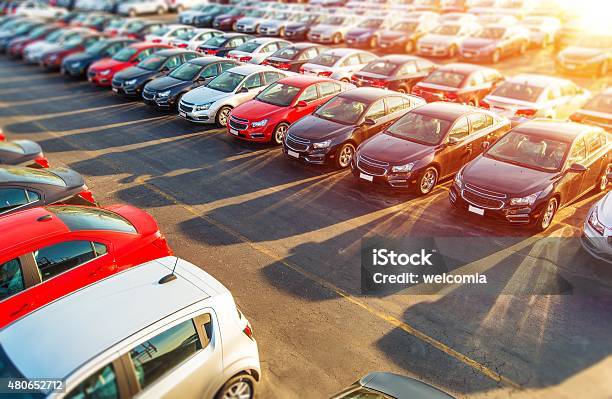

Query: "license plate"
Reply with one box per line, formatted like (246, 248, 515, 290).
(229, 128, 238, 136)
(112, 87, 118, 93)
(179, 111, 186, 118)
(359, 172, 373, 182)
(287, 150, 299, 158)
(468, 205, 484, 216)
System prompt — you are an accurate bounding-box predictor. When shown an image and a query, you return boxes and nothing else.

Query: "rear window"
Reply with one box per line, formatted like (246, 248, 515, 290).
(49, 206, 137, 233)
(0, 167, 65, 186)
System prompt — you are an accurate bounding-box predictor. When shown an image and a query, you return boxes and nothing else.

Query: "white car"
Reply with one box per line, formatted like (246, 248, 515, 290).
(416, 21, 481, 58)
(117, 0, 168, 17)
(0, 256, 261, 399)
(581, 190, 612, 264)
(300, 48, 378, 82)
(14, 1, 66, 19)
(522, 16, 561, 48)
(307, 14, 363, 44)
(145, 24, 193, 45)
(227, 37, 291, 64)
(179, 64, 290, 126)
(483, 74, 591, 123)
(170, 28, 222, 50)
(23, 28, 91, 64)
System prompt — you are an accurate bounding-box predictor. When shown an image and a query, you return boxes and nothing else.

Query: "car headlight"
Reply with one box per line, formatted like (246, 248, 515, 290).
(71, 62, 81, 68)
(251, 119, 268, 128)
(100, 69, 111, 76)
(158, 90, 171, 97)
(509, 191, 541, 206)
(194, 102, 212, 111)
(454, 171, 463, 189)
(588, 206, 605, 235)
(124, 78, 137, 86)
(391, 162, 414, 173)
(313, 140, 331, 149)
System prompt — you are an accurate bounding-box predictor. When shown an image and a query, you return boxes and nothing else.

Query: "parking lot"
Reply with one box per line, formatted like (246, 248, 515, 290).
(1, 12, 611, 398)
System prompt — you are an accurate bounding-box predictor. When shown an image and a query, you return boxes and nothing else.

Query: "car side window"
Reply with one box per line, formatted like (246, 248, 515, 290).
(317, 82, 337, 97)
(135, 49, 152, 62)
(261, 42, 279, 53)
(397, 62, 417, 76)
(386, 96, 405, 114)
(228, 38, 244, 48)
(65, 363, 119, 399)
(548, 85, 562, 100)
(364, 99, 386, 120)
(341, 54, 360, 67)
(220, 61, 237, 72)
(129, 319, 202, 390)
(106, 43, 122, 56)
(567, 138, 587, 164)
(164, 56, 181, 70)
(34, 241, 105, 281)
(298, 85, 318, 102)
(560, 83, 578, 97)
(468, 113, 491, 133)
(448, 117, 470, 140)
(300, 48, 317, 60)
(243, 73, 262, 89)
(200, 64, 218, 78)
(358, 52, 377, 64)
(416, 60, 433, 72)
(263, 71, 283, 85)
(0, 258, 25, 301)
(585, 131, 604, 156)
(183, 53, 199, 61)
(0, 189, 33, 213)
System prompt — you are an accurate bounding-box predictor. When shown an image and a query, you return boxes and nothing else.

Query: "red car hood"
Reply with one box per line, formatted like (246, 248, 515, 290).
(89, 57, 130, 72)
(104, 204, 161, 237)
(232, 99, 285, 120)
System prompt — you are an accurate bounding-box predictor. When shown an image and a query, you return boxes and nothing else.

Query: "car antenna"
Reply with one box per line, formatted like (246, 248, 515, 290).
(159, 257, 179, 284)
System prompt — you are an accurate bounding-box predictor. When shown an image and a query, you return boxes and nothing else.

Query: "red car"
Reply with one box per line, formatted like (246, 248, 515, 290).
(411, 63, 504, 107)
(86, 42, 171, 87)
(0, 204, 172, 328)
(41, 33, 101, 71)
(228, 75, 353, 145)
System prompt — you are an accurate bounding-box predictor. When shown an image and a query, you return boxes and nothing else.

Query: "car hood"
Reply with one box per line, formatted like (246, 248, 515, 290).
(114, 66, 153, 80)
(419, 34, 456, 46)
(50, 166, 85, 188)
(462, 155, 553, 196)
(347, 27, 375, 37)
(90, 58, 126, 71)
(260, 20, 283, 28)
(285, 22, 309, 30)
(560, 46, 605, 60)
(146, 76, 189, 91)
(182, 86, 231, 104)
(595, 192, 612, 228)
(461, 37, 496, 49)
(40, 43, 62, 55)
(232, 99, 284, 120)
(289, 115, 353, 141)
(360, 134, 434, 164)
(25, 40, 50, 52)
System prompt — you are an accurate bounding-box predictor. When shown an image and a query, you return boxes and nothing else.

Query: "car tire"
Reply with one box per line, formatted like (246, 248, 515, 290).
(404, 40, 414, 53)
(417, 166, 438, 196)
(335, 142, 355, 169)
(332, 33, 341, 45)
(216, 106, 232, 127)
(535, 197, 557, 232)
(397, 85, 410, 94)
(491, 49, 501, 63)
(273, 122, 289, 145)
(215, 374, 255, 399)
(176, 5, 185, 12)
(279, 27, 285, 37)
(340, 77, 350, 83)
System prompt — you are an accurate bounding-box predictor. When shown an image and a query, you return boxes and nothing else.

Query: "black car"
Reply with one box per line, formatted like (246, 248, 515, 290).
(0, 20, 43, 53)
(0, 139, 49, 168)
(350, 55, 437, 93)
(0, 166, 96, 216)
(283, 88, 426, 169)
(111, 49, 200, 97)
(142, 56, 240, 109)
(283, 13, 322, 41)
(262, 42, 328, 72)
(197, 33, 253, 57)
(345, 17, 386, 49)
(61, 38, 136, 78)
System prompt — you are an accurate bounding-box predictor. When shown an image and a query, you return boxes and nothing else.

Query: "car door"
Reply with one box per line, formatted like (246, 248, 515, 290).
(360, 99, 388, 142)
(288, 83, 319, 121)
(580, 130, 608, 194)
(466, 112, 497, 161)
(441, 116, 471, 176)
(561, 137, 588, 204)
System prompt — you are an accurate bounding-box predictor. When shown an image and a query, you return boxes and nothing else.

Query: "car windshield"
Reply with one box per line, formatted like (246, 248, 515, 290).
(475, 27, 506, 39)
(151, 26, 171, 36)
(207, 71, 244, 92)
(126, 21, 145, 32)
(0, 166, 66, 186)
(272, 46, 299, 60)
(432, 24, 460, 35)
(386, 112, 452, 145)
(49, 206, 137, 233)
(256, 82, 301, 107)
(358, 19, 383, 28)
(113, 47, 137, 61)
(392, 21, 418, 32)
(27, 26, 47, 38)
(315, 96, 368, 125)
(137, 54, 167, 71)
(203, 35, 227, 47)
(584, 93, 612, 113)
(13, 23, 35, 35)
(176, 30, 197, 41)
(491, 82, 543, 103)
(46, 30, 63, 43)
(422, 70, 466, 88)
(361, 60, 399, 76)
(310, 53, 341, 67)
(170, 62, 203, 80)
(575, 35, 612, 49)
(485, 131, 568, 172)
(234, 41, 260, 53)
(321, 16, 345, 25)
(85, 40, 108, 55)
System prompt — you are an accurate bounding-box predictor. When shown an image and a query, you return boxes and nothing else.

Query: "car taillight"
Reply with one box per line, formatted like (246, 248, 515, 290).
(411, 86, 422, 95)
(176, 43, 187, 48)
(276, 63, 290, 70)
(0, 131, 5, 141)
(243, 323, 254, 340)
(443, 92, 458, 101)
(516, 108, 537, 118)
(34, 156, 50, 168)
(370, 79, 387, 88)
(261, 60, 270, 66)
(569, 113, 583, 123)
(480, 99, 490, 109)
(299, 66, 305, 74)
(78, 189, 96, 205)
(205, 49, 218, 55)
(318, 70, 332, 77)
(152, 38, 161, 43)
(152, 235, 173, 255)
(239, 56, 252, 62)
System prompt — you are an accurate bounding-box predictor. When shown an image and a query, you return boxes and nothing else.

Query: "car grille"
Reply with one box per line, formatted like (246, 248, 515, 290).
(142, 88, 156, 100)
(357, 154, 388, 176)
(461, 183, 506, 210)
(179, 101, 194, 113)
(286, 133, 310, 152)
(229, 116, 248, 130)
(111, 77, 122, 87)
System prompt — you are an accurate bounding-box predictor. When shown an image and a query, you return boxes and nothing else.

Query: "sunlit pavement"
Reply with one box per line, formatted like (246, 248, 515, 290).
(0, 33, 611, 398)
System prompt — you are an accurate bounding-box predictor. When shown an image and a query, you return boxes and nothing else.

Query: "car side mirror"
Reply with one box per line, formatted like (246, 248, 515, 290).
(238, 87, 249, 93)
(295, 100, 308, 108)
(569, 163, 587, 173)
(447, 136, 460, 145)
(361, 118, 376, 127)
(481, 141, 490, 150)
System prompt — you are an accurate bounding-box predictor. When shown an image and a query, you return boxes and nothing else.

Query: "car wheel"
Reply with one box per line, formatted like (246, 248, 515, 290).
(215, 374, 255, 399)
(519, 40, 528, 55)
(335, 143, 355, 169)
(397, 85, 409, 94)
(332, 33, 341, 45)
(535, 197, 557, 232)
(599, 60, 609, 77)
(128, 8, 136, 17)
(369, 36, 377, 48)
(156, 6, 165, 14)
(468, 98, 478, 106)
(216, 106, 232, 127)
(273, 122, 289, 145)
(417, 166, 438, 196)
(448, 44, 457, 58)
(340, 77, 350, 83)
(491, 49, 501, 63)
(404, 40, 414, 53)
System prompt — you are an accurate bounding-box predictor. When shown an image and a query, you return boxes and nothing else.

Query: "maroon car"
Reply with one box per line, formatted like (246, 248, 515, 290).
(411, 63, 504, 106)
(450, 120, 611, 231)
(352, 102, 511, 195)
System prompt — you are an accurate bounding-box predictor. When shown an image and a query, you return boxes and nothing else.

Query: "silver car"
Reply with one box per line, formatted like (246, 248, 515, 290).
(179, 64, 290, 126)
(0, 256, 261, 399)
(300, 48, 378, 82)
(417, 21, 481, 57)
(117, 0, 168, 17)
(581, 191, 612, 264)
(227, 37, 291, 65)
(235, 10, 275, 34)
(307, 14, 363, 44)
(169, 28, 223, 51)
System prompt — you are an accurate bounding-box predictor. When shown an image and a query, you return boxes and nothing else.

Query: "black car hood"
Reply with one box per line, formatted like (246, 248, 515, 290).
(360, 134, 434, 164)
(289, 116, 354, 142)
(146, 76, 190, 91)
(50, 166, 85, 188)
(114, 66, 154, 81)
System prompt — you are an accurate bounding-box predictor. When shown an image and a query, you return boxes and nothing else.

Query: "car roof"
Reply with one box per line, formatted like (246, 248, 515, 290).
(220, 32, 251, 39)
(438, 62, 496, 74)
(361, 372, 455, 399)
(512, 119, 599, 142)
(154, 48, 193, 57)
(227, 63, 277, 75)
(0, 206, 69, 252)
(0, 257, 227, 380)
(507, 73, 569, 87)
(190, 56, 229, 66)
(412, 102, 481, 120)
(277, 74, 334, 87)
(339, 87, 396, 102)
